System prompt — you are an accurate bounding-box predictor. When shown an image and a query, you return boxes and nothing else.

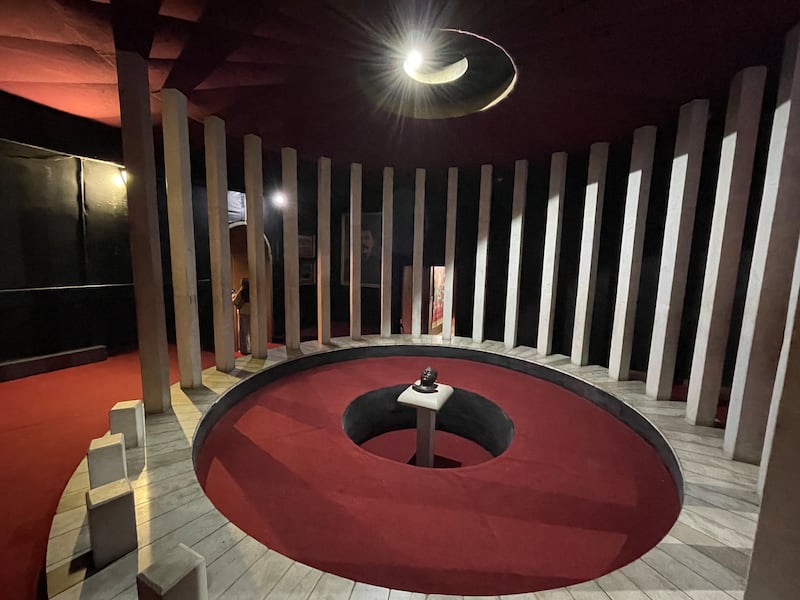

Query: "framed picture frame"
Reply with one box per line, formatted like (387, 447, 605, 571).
(298, 234, 315, 259)
(341, 212, 381, 288)
(299, 258, 316, 285)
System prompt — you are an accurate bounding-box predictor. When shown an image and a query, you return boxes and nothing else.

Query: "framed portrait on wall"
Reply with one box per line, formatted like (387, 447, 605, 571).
(341, 212, 381, 288)
(298, 234, 315, 259)
(299, 258, 316, 285)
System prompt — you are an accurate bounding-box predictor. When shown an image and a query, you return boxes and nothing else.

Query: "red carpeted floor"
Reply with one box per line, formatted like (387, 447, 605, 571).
(0, 346, 218, 599)
(196, 356, 681, 596)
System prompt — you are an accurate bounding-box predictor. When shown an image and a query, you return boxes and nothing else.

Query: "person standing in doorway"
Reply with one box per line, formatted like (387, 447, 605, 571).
(233, 277, 251, 355)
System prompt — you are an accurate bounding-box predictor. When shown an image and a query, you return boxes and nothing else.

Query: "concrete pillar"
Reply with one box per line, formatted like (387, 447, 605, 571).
(609, 126, 657, 380)
(571, 143, 609, 365)
(538, 152, 567, 355)
(317, 157, 331, 344)
(281, 147, 300, 351)
(504, 160, 528, 348)
(349, 163, 362, 340)
(380, 167, 394, 338)
(646, 99, 709, 399)
(744, 247, 800, 600)
(203, 116, 235, 373)
(472, 164, 492, 343)
(412, 168, 426, 339)
(759, 236, 800, 494)
(115, 50, 170, 413)
(161, 88, 202, 389)
(442, 167, 458, 342)
(687, 67, 767, 425)
(725, 24, 800, 463)
(244, 135, 268, 359)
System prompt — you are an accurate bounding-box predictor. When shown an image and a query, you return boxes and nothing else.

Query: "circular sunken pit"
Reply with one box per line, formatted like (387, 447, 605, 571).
(194, 349, 681, 596)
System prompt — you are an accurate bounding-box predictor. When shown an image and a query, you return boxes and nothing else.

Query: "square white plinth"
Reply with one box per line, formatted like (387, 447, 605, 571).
(86, 478, 137, 569)
(110, 400, 145, 448)
(397, 383, 454, 411)
(137, 543, 208, 600)
(88, 433, 127, 489)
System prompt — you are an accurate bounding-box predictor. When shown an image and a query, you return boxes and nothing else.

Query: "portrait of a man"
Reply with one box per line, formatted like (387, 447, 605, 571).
(341, 212, 382, 288)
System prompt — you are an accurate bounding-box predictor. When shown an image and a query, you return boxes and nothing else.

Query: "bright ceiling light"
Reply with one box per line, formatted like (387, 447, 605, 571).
(404, 50, 423, 73)
(272, 192, 286, 207)
(405, 56, 469, 84)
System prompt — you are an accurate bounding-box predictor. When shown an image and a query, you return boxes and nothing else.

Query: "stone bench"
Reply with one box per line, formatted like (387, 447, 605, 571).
(87, 433, 127, 488)
(137, 543, 208, 600)
(110, 399, 145, 448)
(86, 478, 137, 569)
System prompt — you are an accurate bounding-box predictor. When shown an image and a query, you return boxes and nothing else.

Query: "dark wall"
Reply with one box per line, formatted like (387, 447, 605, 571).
(0, 139, 136, 361)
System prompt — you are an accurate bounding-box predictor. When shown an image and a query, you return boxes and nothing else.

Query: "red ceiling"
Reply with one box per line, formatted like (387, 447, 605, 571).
(1, 0, 798, 168)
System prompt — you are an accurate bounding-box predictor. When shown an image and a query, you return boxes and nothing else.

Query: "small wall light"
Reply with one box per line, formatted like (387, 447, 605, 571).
(272, 192, 286, 207)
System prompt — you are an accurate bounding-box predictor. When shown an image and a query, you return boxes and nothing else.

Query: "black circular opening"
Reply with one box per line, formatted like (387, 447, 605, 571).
(342, 384, 515, 466)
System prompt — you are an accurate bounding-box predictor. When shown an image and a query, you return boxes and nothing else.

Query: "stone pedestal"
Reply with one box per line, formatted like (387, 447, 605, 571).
(137, 543, 208, 600)
(397, 384, 454, 467)
(109, 400, 145, 448)
(86, 479, 137, 569)
(88, 433, 127, 489)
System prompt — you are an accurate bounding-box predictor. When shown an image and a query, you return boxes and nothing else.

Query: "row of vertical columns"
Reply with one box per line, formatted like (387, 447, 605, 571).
(349, 163, 362, 340)
(244, 135, 268, 359)
(571, 143, 609, 365)
(608, 126, 657, 380)
(646, 99, 709, 399)
(282, 148, 300, 351)
(161, 88, 202, 389)
(472, 165, 493, 343)
(203, 116, 235, 373)
(115, 50, 171, 413)
(537, 153, 567, 355)
(380, 167, 394, 337)
(442, 167, 458, 342)
(686, 67, 767, 424)
(504, 160, 528, 348)
(411, 169, 425, 339)
(317, 157, 331, 344)
(725, 24, 800, 463)
(745, 227, 800, 599)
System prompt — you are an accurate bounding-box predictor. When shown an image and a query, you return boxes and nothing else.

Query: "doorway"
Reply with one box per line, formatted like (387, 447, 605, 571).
(229, 221, 274, 349)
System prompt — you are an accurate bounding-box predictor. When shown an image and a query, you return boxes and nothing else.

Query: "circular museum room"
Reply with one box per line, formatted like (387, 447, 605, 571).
(1, 1, 800, 599)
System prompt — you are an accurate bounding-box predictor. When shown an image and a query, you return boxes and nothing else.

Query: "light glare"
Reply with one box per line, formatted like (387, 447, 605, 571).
(273, 192, 286, 207)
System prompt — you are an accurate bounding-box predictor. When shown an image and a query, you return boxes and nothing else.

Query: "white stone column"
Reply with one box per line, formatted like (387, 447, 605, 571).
(161, 89, 202, 389)
(349, 163, 362, 340)
(244, 134, 268, 359)
(646, 99, 709, 399)
(538, 152, 567, 355)
(281, 147, 300, 351)
(744, 247, 800, 600)
(686, 67, 767, 425)
(412, 168, 426, 339)
(317, 157, 331, 345)
(203, 116, 235, 373)
(725, 24, 800, 463)
(115, 50, 170, 413)
(571, 143, 609, 365)
(442, 167, 458, 342)
(472, 164, 493, 343)
(504, 160, 528, 348)
(381, 167, 394, 338)
(759, 236, 800, 494)
(608, 126, 657, 380)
